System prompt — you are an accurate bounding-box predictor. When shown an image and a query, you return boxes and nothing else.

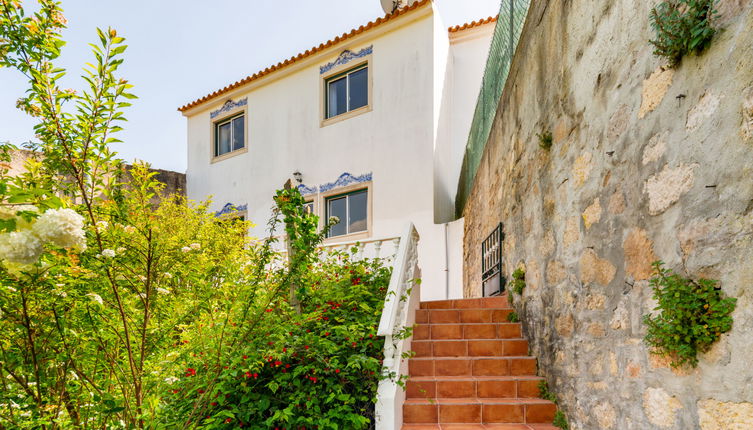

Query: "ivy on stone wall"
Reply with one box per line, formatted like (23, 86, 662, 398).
(643, 262, 736, 368)
(649, 0, 718, 67)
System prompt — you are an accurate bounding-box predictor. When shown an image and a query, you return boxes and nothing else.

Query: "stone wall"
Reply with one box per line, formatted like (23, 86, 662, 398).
(7, 150, 186, 202)
(462, 0, 753, 428)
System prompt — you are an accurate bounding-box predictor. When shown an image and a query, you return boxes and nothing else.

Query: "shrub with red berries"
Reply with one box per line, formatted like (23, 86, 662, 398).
(158, 246, 391, 429)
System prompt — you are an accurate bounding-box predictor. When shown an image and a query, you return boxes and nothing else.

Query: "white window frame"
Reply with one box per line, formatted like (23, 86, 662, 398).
(210, 104, 248, 163)
(323, 186, 370, 240)
(320, 58, 372, 127)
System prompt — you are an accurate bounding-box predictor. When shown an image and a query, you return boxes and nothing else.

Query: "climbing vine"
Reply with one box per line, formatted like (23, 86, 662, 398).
(649, 0, 718, 67)
(643, 262, 736, 368)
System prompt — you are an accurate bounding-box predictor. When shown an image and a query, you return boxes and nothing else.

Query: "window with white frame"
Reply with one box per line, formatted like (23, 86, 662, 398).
(325, 65, 368, 119)
(325, 189, 367, 237)
(214, 113, 245, 157)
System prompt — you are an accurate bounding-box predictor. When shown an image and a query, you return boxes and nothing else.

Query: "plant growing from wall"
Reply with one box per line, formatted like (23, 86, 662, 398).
(643, 262, 736, 368)
(511, 267, 526, 295)
(506, 311, 519, 322)
(649, 0, 718, 67)
(537, 131, 553, 151)
(538, 380, 569, 430)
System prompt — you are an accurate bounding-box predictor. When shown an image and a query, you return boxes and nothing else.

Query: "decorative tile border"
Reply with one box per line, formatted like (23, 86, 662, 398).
(319, 172, 372, 193)
(320, 46, 373, 75)
(297, 184, 318, 196)
(215, 202, 247, 217)
(210, 98, 248, 119)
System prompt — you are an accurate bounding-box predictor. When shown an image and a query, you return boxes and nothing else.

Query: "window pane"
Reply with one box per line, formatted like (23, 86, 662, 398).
(327, 77, 347, 118)
(349, 68, 368, 111)
(348, 190, 367, 233)
(327, 197, 347, 237)
(232, 116, 244, 151)
(217, 122, 231, 156)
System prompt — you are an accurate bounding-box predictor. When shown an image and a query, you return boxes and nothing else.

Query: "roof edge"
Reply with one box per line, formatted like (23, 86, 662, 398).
(448, 15, 497, 33)
(178, 0, 432, 113)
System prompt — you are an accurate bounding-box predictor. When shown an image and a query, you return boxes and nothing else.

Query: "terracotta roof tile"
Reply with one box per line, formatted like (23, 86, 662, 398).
(178, 0, 431, 113)
(447, 15, 497, 33)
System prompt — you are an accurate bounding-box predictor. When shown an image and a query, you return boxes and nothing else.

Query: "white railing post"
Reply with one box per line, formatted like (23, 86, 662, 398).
(375, 222, 420, 430)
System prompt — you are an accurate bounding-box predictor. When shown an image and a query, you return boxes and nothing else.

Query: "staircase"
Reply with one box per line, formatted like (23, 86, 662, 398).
(402, 297, 558, 429)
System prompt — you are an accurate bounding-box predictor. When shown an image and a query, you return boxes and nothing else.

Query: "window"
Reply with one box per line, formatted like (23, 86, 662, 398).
(326, 189, 367, 238)
(214, 113, 245, 157)
(325, 65, 368, 119)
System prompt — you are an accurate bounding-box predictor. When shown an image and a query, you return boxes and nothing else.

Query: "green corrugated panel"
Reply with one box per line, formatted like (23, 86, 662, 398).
(455, 0, 531, 218)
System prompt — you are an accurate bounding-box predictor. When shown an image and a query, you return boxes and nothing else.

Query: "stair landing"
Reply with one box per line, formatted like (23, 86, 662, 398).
(403, 297, 557, 429)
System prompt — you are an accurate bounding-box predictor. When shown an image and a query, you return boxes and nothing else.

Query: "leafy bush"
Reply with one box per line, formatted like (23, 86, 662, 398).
(643, 262, 736, 367)
(507, 311, 519, 323)
(511, 267, 526, 295)
(157, 252, 391, 429)
(0, 1, 395, 428)
(649, 0, 718, 67)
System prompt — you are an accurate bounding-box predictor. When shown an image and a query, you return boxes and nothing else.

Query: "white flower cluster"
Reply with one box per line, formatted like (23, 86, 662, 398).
(181, 243, 201, 253)
(33, 208, 87, 250)
(0, 207, 87, 265)
(0, 231, 43, 265)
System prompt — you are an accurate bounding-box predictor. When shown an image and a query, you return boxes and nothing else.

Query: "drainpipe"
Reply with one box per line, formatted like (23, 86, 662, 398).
(444, 222, 450, 299)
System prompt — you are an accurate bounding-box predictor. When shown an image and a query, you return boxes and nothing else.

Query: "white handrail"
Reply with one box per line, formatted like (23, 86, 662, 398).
(375, 222, 421, 430)
(273, 235, 401, 260)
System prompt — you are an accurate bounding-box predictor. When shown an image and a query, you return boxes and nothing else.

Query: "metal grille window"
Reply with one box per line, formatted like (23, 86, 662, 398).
(482, 223, 504, 296)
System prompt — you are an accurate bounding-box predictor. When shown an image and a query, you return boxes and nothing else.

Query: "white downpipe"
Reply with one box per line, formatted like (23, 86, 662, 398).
(443, 222, 449, 300)
(375, 222, 421, 430)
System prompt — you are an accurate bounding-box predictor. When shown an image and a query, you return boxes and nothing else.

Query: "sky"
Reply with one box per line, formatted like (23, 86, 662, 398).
(0, 0, 501, 172)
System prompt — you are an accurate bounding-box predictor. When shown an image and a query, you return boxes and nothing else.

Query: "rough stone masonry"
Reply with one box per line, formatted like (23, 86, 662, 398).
(461, 0, 753, 428)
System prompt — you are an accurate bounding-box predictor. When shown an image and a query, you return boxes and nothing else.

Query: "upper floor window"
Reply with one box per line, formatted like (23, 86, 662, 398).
(325, 65, 368, 119)
(326, 189, 368, 238)
(214, 113, 245, 158)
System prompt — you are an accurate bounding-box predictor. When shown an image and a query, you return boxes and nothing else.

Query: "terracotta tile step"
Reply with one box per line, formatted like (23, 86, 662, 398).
(409, 357, 538, 377)
(406, 375, 544, 399)
(403, 398, 556, 424)
(413, 323, 522, 340)
(415, 309, 514, 324)
(420, 297, 509, 310)
(411, 339, 529, 358)
(402, 424, 558, 429)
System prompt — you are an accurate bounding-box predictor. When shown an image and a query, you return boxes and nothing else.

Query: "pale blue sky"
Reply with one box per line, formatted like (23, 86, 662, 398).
(0, 0, 500, 171)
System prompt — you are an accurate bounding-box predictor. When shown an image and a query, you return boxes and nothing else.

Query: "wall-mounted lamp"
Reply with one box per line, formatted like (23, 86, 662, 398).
(293, 171, 303, 184)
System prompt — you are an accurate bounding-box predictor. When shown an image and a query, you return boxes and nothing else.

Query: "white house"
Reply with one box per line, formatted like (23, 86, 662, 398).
(179, 0, 495, 301)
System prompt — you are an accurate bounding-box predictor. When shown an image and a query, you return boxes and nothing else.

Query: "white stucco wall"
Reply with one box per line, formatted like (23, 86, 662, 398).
(433, 22, 494, 225)
(184, 7, 492, 301)
(186, 7, 448, 299)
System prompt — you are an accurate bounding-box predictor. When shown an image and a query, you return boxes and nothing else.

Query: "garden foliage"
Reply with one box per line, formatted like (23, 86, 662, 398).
(643, 262, 736, 368)
(0, 1, 394, 428)
(649, 0, 718, 67)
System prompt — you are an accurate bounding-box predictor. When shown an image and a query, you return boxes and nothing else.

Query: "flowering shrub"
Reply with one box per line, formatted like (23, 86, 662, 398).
(0, 2, 395, 428)
(157, 252, 391, 429)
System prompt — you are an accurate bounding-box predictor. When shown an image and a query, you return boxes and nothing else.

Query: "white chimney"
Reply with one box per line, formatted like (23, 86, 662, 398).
(380, 0, 420, 14)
